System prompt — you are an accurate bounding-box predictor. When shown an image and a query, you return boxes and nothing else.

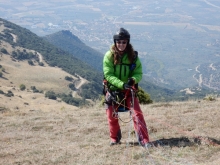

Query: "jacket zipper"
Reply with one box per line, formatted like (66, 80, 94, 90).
(119, 58, 122, 79)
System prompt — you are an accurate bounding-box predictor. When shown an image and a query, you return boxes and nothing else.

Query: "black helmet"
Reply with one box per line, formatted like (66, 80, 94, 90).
(113, 28, 130, 42)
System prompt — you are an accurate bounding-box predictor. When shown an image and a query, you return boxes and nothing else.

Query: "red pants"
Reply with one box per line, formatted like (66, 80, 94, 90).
(106, 95, 150, 144)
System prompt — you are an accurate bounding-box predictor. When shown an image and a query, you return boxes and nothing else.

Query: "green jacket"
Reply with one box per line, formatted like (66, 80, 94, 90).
(103, 50, 142, 91)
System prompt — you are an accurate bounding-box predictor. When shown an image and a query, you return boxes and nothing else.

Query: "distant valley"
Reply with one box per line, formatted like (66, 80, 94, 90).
(1, 0, 220, 92)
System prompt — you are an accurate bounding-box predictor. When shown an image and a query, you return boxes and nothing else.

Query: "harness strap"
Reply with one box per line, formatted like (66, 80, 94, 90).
(111, 88, 136, 123)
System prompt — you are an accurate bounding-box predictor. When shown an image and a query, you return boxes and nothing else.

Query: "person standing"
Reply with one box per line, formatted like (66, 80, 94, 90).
(103, 28, 152, 148)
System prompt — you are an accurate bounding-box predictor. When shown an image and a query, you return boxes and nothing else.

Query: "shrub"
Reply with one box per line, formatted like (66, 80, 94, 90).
(39, 62, 44, 66)
(58, 93, 86, 106)
(11, 49, 37, 60)
(68, 83, 76, 90)
(45, 91, 57, 100)
(137, 87, 153, 104)
(0, 48, 8, 54)
(0, 90, 4, 94)
(28, 60, 34, 65)
(79, 83, 99, 100)
(4, 90, 14, 97)
(19, 84, 26, 91)
(65, 76, 73, 81)
(1, 67, 5, 72)
(31, 86, 36, 90)
(203, 94, 216, 101)
(0, 66, 5, 77)
(31, 86, 39, 93)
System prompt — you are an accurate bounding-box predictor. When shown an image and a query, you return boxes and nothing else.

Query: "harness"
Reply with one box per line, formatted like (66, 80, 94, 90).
(106, 88, 136, 123)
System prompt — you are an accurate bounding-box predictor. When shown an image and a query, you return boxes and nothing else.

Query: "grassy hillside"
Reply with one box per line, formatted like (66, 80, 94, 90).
(0, 52, 83, 94)
(0, 18, 102, 100)
(0, 88, 219, 164)
(1, 37, 219, 164)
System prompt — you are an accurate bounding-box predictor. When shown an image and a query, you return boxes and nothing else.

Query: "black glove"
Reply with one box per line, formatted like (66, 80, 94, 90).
(123, 83, 132, 89)
(127, 78, 135, 86)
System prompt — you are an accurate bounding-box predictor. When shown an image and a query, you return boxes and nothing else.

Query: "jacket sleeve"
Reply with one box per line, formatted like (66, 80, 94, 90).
(131, 57, 142, 84)
(103, 51, 124, 89)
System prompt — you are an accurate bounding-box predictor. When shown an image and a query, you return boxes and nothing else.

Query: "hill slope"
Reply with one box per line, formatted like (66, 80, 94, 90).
(43, 30, 103, 71)
(0, 17, 102, 100)
(0, 94, 219, 164)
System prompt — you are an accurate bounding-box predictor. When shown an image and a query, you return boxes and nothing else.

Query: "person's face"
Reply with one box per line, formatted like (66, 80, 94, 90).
(116, 40, 128, 52)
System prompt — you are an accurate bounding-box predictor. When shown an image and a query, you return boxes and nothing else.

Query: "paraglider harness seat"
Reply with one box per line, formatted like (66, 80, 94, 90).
(104, 88, 136, 112)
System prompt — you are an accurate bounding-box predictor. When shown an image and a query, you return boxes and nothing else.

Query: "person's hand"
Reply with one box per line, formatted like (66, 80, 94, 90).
(123, 83, 132, 89)
(127, 78, 135, 86)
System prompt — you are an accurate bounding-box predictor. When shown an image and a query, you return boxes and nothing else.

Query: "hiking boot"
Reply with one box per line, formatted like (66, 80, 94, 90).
(110, 141, 121, 146)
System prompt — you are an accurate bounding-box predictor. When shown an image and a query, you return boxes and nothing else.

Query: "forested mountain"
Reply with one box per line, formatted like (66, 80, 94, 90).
(43, 30, 103, 71)
(0, 18, 102, 100)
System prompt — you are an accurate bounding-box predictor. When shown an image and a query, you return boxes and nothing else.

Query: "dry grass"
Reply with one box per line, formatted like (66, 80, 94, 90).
(0, 54, 220, 165)
(0, 50, 88, 95)
(0, 94, 219, 165)
(1, 54, 73, 94)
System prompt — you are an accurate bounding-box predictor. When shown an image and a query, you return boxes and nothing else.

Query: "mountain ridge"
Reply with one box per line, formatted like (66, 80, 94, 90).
(43, 30, 103, 71)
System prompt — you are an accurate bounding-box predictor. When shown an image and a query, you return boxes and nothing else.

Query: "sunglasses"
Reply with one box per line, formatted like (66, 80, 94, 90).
(116, 41, 127, 44)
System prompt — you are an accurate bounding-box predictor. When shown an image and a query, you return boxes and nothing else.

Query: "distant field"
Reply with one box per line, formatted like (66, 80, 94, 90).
(1, 0, 220, 91)
(123, 21, 220, 32)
